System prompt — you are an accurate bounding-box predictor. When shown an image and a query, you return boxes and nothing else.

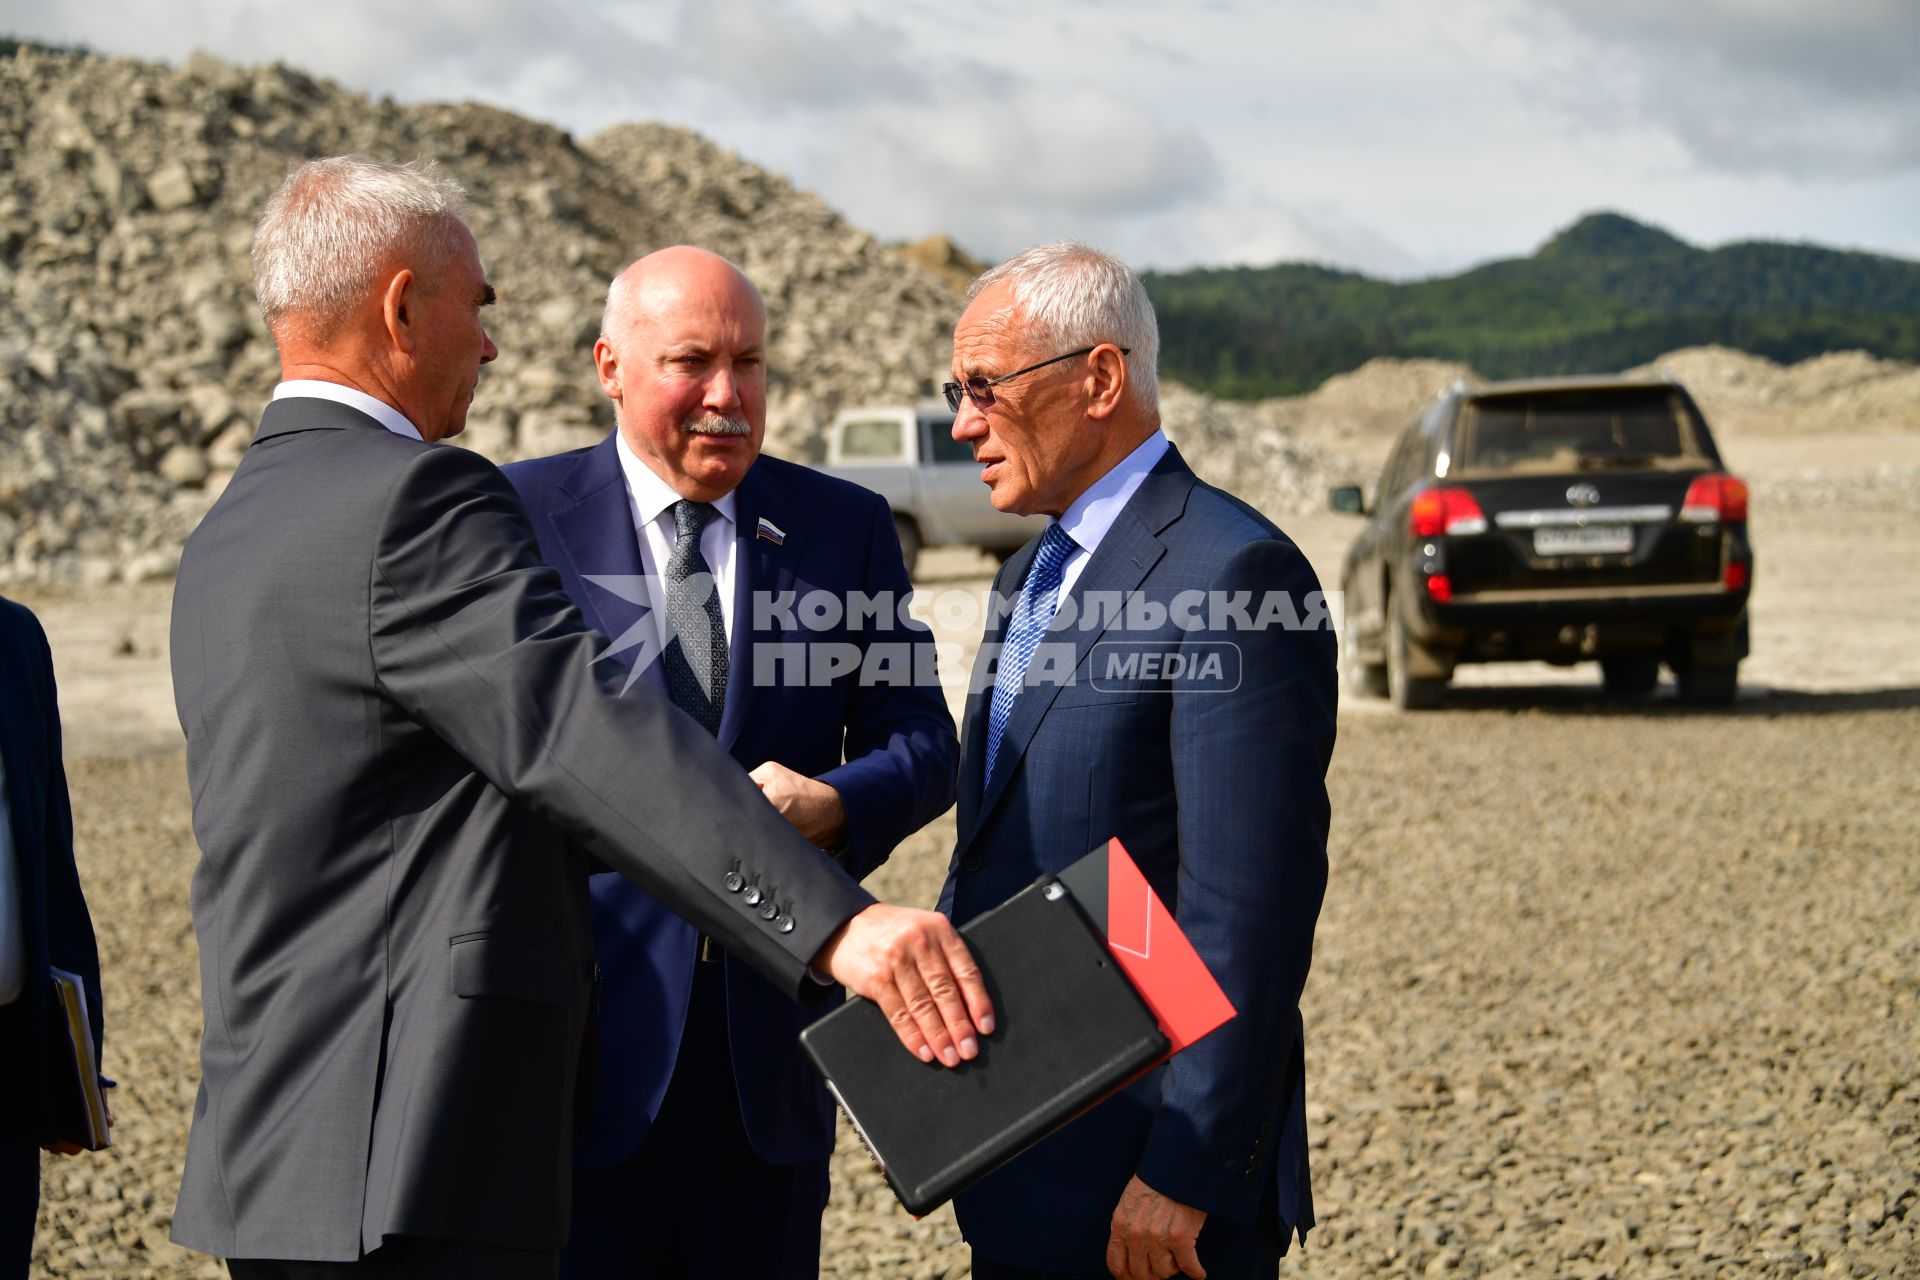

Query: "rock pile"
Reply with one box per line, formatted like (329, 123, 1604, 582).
(0, 47, 1346, 587)
(0, 47, 976, 585)
(1253, 345, 1920, 488)
(1160, 383, 1346, 516)
(1308, 356, 1475, 416)
(893, 234, 989, 294)
(1626, 345, 1920, 428)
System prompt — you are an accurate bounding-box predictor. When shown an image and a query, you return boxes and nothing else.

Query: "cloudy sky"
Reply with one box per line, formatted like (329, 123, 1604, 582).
(8, 0, 1918, 278)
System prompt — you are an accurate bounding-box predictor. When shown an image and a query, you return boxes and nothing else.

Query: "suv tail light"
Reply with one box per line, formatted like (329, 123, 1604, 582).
(1409, 487, 1487, 538)
(1680, 473, 1749, 523)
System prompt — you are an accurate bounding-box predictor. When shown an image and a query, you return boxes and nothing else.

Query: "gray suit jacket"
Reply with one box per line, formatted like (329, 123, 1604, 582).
(168, 398, 871, 1262)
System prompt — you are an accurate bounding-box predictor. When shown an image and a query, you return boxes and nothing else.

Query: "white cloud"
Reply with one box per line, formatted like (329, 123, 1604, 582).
(1521, 0, 1920, 177)
(800, 86, 1221, 253)
(672, 0, 935, 109)
(4, 0, 1917, 275)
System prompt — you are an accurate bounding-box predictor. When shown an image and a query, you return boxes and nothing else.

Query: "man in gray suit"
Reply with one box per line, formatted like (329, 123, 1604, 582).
(168, 155, 992, 1280)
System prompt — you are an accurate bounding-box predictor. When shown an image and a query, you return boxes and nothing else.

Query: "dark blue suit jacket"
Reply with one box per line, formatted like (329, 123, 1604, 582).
(1, 597, 104, 1142)
(939, 447, 1336, 1271)
(503, 438, 957, 1167)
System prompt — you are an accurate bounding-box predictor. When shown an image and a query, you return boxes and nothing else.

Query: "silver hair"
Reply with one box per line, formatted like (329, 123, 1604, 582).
(967, 240, 1160, 411)
(252, 155, 470, 333)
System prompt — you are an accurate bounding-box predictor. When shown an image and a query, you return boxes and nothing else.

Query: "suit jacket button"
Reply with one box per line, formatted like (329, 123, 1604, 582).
(1245, 1169, 1261, 1184)
(1260, 1121, 1276, 1138)
(759, 901, 779, 921)
(776, 915, 795, 933)
(960, 852, 982, 872)
(724, 871, 746, 893)
(743, 885, 764, 906)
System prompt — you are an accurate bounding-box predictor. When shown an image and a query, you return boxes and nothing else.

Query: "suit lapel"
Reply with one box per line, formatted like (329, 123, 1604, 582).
(717, 464, 798, 752)
(960, 449, 1199, 852)
(955, 541, 1034, 837)
(542, 436, 665, 695)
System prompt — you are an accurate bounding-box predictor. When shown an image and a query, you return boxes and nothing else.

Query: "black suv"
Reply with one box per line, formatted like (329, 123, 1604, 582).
(1330, 375, 1753, 708)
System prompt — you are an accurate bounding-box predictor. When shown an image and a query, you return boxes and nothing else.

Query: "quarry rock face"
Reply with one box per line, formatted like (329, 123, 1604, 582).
(5, 48, 1911, 587)
(0, 48, 1345, 586)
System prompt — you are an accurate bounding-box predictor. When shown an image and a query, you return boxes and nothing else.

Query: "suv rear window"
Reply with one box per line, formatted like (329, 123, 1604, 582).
(1453, 388, 1710, 476)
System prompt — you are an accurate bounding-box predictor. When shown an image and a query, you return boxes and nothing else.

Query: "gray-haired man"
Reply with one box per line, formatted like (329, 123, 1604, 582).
(939, 242, 1335, 1280)
(169, 155, 991, 1279)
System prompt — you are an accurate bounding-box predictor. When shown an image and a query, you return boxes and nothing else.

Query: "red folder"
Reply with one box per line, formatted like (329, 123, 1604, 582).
(1057, 837, 1236, 1054)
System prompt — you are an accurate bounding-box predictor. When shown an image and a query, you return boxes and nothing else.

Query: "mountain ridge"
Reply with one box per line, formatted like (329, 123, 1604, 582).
(0, 45, 1342, 585)
(1143, 211, 1920, 398)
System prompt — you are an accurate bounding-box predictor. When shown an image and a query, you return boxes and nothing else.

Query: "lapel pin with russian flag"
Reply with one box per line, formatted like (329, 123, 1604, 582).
(756, 517, 786, 546)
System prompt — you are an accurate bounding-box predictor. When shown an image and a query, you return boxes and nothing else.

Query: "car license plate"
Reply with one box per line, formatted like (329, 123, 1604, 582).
(1533, 525, 1633, 556)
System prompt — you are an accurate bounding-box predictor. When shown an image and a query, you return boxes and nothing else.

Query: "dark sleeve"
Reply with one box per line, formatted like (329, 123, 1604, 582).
(367, 446, 875, 998)
(816, 495, 959, 878)
(1134, 536, 1337, 1220)
(24, 608, 106, 1069)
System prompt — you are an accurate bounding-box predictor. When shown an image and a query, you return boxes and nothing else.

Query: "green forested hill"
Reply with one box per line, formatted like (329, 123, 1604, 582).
(1144, 212, 1920, 398)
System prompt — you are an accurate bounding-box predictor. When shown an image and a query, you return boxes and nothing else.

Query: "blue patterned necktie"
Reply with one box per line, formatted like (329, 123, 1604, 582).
(984, 523, 1077, 788)
(664, 499, 728, 736)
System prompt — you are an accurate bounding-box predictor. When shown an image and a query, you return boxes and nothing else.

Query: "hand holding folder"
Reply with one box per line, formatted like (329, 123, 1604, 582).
(801, 838, 1232, 1215)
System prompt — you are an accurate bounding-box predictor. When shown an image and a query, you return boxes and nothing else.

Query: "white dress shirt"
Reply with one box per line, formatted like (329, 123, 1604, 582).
(614, 432, 739, 645)
(272, 380, 425, 441)
(1054, 430, 1170, 597)
(613, 436, 831, 983)
(0, 749, 22, 1005)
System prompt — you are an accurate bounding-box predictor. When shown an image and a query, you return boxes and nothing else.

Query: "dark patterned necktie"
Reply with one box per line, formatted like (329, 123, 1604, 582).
(663, 500, 728, 736)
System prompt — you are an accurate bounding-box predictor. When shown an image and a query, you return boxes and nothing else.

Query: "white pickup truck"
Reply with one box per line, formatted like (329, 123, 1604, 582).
(819, 401, 1044, 572)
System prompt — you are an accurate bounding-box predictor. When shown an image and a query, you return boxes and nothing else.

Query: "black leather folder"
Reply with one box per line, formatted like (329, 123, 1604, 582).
(800, 876, 1169, 1216)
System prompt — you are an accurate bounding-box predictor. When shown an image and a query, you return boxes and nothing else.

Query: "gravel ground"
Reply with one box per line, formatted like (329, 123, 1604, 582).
(29, 686, 1919, 1278)
(22, 476, 1920, 1278)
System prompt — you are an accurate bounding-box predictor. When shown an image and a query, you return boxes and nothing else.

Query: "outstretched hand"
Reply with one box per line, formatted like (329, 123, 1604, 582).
(748, 760, 848, 849)
(814, 903, 994, 1067)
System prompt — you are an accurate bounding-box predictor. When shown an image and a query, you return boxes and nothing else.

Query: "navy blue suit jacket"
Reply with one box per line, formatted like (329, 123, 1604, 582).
(504, 437, 957, 1167)
(1, 597, 104, 1142)
(939, 447, 1336, 1271)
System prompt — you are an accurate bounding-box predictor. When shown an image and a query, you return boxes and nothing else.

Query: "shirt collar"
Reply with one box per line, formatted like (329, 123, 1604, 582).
(1053, 430, 1170, 555)
(272, 380, 424, 442)
(614, 431, 738, 529)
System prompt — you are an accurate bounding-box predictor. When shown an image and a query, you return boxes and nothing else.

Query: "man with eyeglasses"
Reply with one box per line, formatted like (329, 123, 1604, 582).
(936, 242, 1337, 1280)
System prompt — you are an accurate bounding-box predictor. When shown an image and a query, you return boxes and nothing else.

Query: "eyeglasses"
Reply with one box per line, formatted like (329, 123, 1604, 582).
(942, 346, 1130, 413)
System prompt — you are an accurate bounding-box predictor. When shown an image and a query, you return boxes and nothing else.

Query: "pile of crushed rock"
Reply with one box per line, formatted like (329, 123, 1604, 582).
(1626, 346, 1920, 429)
(7, 48, 1910, 589)
(0, 47, 1344, 587)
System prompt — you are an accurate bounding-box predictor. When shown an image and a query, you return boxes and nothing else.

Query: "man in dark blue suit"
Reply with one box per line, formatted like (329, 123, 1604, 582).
(503, 247, 958, 1279)
(937, 243, 1337, 1280)
(1, 597, 108, 1279)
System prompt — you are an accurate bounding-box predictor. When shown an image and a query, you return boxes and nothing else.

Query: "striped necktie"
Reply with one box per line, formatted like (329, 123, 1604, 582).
(664, 499, 728, 736)
(984, 523, 1076, 788)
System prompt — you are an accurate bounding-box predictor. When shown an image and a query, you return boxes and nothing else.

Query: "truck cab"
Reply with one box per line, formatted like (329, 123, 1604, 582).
(823, 401, 1044, 571)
